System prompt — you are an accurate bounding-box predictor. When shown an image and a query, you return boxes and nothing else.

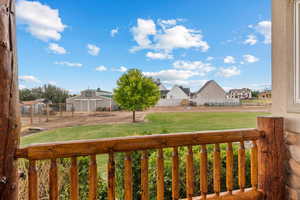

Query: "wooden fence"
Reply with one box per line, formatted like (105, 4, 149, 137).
(15, 117, 286, 200)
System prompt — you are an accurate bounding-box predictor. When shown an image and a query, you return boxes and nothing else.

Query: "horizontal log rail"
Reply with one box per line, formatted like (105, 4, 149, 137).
(15, 128, 267, 200)
(16, 128, 262, 160)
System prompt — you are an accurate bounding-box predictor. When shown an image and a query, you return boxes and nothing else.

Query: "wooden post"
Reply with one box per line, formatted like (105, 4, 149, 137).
(30, 105, 33, 125)
(72, 103, 74, 118)
(46, 103, 49, 122)
(59, 103, 63, 118)
(257, 116, 286, 199)
(0, 0, 21, 199)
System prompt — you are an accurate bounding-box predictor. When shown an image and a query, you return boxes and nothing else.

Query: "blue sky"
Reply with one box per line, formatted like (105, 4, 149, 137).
(16, 0, 271, 93)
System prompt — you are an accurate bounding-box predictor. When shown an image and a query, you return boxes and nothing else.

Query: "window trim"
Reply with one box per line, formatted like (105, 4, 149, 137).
(294, 0, 300, 104)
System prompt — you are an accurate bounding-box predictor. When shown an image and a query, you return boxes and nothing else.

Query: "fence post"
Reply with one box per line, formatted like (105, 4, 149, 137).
(257, 116, 286, 199)
(59, 103, 63, 118)
(72, 103, 74, 118)
(30, 105, 33, 125)
(46, 103, 49, 122)
(0, 0, 20, 199)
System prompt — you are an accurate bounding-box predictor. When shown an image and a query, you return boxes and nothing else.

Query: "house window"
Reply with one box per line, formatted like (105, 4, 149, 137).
(295, 0, 300, 103)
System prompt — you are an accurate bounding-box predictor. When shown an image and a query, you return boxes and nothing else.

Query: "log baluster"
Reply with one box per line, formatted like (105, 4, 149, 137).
(124, 152, 133, 200)
(200, 145, 208, 200)
(213, 144, 221, 196)
(157, 148, 164, 200)
(251, 140, 258, 190)
(28, 160, 38, 200)
(70, 157, 79, 200)
(226, 143, 233, 194)
(238, 141, 246, 192)
(141, 151, 149, 200)
(108, 152, 115, 200)
(172, 147, 179, 200)
(88, 155, 97, 200)
(186, 146, 194, 200)
(49, 159, 58, 200)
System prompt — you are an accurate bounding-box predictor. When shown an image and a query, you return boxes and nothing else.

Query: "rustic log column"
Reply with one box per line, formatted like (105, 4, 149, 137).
(257, 116, 286, 200)
(0, 0, 20, 199)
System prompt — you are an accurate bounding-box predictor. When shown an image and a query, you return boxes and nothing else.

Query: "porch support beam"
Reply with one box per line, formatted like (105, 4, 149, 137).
(0, 0, 20, 199)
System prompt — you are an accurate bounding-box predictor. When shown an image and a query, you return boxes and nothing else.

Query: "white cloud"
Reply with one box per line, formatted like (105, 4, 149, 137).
(48, 43, 67, 54)
(16, 0, 66, 41)
(217, 66, 240, 78)
(54, 61, 83, 67)
(111, 28, 119, 37)
(95, 66, 107, 71)
(155, 25, 209, 52)
(243, 54, 259, 63)
(252, 20, 271, 44)
(19, 84, 27, 89)
(130, 18, 209, 54)
(112, 66, 128, 72)
(131, 18, 157, 52)
(206, 56, 214, 61)
(172, 60, 215, 76)
(224, 56, 235, 64)
(162, 79, 207, 88)
(244, 34, 257, 45)
(48, 81, 57, 85)
(144, 69, 198, 81)
(146, 51, 173, 60)
(19, 75, 41, 83)
(87, 44, 100, 56)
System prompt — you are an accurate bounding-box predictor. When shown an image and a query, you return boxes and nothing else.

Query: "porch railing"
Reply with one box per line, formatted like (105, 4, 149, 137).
(15, 116, 286, 200)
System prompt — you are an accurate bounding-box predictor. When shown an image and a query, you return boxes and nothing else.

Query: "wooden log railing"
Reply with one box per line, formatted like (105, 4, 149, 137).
(16, 128, 265, 200)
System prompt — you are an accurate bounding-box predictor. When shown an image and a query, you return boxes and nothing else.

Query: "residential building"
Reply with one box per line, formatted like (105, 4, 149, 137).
(228, 88, 252, 99)
(258, 90, 271, 99)
(66, 89, 117, 112)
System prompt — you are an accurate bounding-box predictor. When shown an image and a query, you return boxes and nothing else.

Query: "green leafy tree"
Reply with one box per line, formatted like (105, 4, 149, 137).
(113, 69, 160, 122)
(251, 90, 260, 98)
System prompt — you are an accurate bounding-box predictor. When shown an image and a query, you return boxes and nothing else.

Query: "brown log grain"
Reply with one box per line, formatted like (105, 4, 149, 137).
(186, 146, 194, 200)
(0, 0, 21, 199)
(28, 160, 38, 200)
(200, 145, 208, 199)
(238, 141, 246, 192)
(88, 155, 97, 200)
(124, 152, 132, 200)
(141, 151, 149, 200)
(108, 152, 115, 200)
(213, 144, 221, 196)
(70, 157, 78, 200)
(172, 147, 179, 200)
(16, 129, 262, 160)
(257, 116, 286, 199)
(226, 143, 233, 194)
(157, 149, 164, 200)
(49, 159, 58, 200)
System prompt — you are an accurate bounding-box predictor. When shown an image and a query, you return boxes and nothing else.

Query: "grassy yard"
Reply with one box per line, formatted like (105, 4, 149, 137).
(21, 112, 268, 146)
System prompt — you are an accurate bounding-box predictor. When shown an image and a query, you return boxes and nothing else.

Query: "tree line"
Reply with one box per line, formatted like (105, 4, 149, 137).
(19, 84, 70, 104)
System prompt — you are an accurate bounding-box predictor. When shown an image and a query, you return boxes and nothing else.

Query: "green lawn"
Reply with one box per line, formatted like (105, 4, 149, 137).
(21, 112, 268, 146)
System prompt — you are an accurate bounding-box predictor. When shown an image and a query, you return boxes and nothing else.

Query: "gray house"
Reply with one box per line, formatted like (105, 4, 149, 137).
(66, 89, 117, 112)
(193, 80, 240, 106)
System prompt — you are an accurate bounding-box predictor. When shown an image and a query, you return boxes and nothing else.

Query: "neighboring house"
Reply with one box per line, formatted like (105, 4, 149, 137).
(66, 89, 117, 112)
(258, 90, 272, 99)
(228, 88, 252, 99)
(20, 99, 49, 114)
(166, 85, 190, 99)
(154, 79, 169, 99)
(193, 80, 227, 105)
(156, 85, 190, 107)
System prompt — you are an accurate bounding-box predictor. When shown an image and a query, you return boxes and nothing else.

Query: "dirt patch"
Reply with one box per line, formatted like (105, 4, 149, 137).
(21, 105, 269, 135)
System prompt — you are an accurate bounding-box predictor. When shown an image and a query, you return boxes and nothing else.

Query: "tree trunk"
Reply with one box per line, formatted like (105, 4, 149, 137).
(0, 0, 20, 199)
(132, 111, 136, 123)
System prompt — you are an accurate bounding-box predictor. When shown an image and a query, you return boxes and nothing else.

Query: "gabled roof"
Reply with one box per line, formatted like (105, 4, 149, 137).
(196, 80, 225, 95)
